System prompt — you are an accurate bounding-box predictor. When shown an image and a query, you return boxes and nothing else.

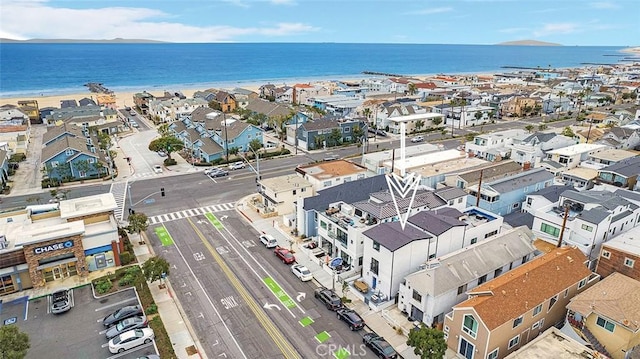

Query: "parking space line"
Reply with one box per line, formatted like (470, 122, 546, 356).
(94, 297, 137, 314)
(104, 341, 154, 359)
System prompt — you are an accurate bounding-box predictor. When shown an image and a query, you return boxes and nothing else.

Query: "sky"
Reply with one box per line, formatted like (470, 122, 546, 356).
(1, 0, 638, 46)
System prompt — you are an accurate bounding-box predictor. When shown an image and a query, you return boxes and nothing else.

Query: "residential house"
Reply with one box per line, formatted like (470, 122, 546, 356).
(211, 91, 237, 113)
(17, 100, 41, 124)
(245, 99, 293, 126)
(541, 143, 608, 175)
(60, 99, 77, 108)
(213, 118, 263, 154)
(566, 273, 640, 359)
(0, 105, 31, 155)
(465, 129, 529, 162)
(587, 148, 637, 167)
(311, 95, 364, 117)
(292, 83, 330, 105)
(41, 136, 109, 182)
(294, 160, 370, 191)
(445, 161, 524, 191)
(132, 91, 155, 114)
(258, 84, 277, 99)
(596, 226, 640, 281)
(147, 97, 208, 123)
(0, 149, 8, 192)
(296, 118, 366, 151)
(42, 123, 87, 147)
(522, 184, 575, 214)
(444, 246, 597, 359)
(596, 156, 640, 190)
(447, 105, 496, 129)
(559, 167, 598, 190)
(78, 97, 96, 107)
(597, 127, 640, 149)
(503, 327, 601, 359)
(361, 143, 441, 175)
(467, 167, 554, 216)
(508, 132, 576, 166)
(257, 174, 314, 216)
(193, 137, 224, 163)
(542, 94, 573, 114)
(229, 88, 259, 109)
(387, 113, 444, 135)
(376, 103, 428, 131)
(398, 226, 537, 327)
(504, 96, 541, 117)
(575, 126, 605, 144)
(531, 190, 640, 267)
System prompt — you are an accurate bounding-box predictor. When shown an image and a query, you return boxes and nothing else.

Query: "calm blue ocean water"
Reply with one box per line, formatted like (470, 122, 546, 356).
(0, 43, 625, 97)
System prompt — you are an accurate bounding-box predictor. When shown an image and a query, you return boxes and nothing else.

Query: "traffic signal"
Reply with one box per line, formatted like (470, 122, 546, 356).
(161, 188, 165, 197)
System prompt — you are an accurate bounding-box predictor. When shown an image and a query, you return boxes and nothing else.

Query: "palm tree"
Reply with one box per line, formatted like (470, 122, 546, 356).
(407, 83, 417, 96)
(556, 90, 566, 120)
(525, 124, 535, 133)
(414, 119, 425, 133)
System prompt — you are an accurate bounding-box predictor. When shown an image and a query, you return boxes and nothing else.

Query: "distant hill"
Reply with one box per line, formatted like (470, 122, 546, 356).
(497, 40, 562, 46)
(0, 38, 167, 44)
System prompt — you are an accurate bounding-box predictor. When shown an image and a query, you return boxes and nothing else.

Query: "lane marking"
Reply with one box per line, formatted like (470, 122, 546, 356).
(263, 277, 296, 309)
(154, 226, 174, 246)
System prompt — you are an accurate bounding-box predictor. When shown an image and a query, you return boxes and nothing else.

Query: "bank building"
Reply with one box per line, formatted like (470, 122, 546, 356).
(0, 193, 122, 295)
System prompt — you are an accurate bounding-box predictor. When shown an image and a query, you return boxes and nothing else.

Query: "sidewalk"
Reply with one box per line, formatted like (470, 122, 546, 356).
(236, 196, 421, 359)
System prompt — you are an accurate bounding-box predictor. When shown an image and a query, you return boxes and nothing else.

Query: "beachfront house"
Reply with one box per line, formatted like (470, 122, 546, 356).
(209, 91, 238, 113)
(444, 246, 597, 359)
(398, 226, 537, 328)
(41, 136, 109, 183)
(17, 100, 41, 125)
(0, 105, 31, 156)
(132, 91, 155, 114)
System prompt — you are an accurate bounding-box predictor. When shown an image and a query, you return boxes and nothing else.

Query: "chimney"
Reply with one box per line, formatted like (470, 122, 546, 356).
(523, 161, 531, 171)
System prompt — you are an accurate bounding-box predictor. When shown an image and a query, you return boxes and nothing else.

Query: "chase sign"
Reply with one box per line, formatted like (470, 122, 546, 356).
(33, 240, 74, 255)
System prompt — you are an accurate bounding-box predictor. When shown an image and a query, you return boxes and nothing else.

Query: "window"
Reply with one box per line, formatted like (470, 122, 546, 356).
(320, 221, 327, 230)
(470, 238, 478, 245)
(478, 274, 487, 285)
(462, 315, 478, 338)
(412, 290, 422, 302)
(458, 197, 463, 203)
(323, 181, 331, 187)
(541, 222, 560, 237)
(526, 197, 533, 205)
(336, 228, 348, 247)
(512, 202, 520, 209)
(65, 149, 74, 156)
(549, 295, 558, 311)
(508, 335, 520, 349)
(487, 349, 499, 359)
(443, 325, 449, 333)
(88, 158, 94, 163)
(372, 241, 380, 251)
(370, 258, 379, 275)
(532, 321, 540, 330)
(51, 161, 59, 168)
(601, 250, 611, 259)
(596, 317, 615, 332)
(293, 190, 297, 195)
(344, 127, 350, 132)
(484, 230, 498, 238)
(581, 224, 593, 232)
(457, 284, 467, 295)
(494, 268, 503, 277)
(522, 255, 528, 264)
(578, 278, 587, 289)
(533, 304, 542, 316)
(513, 316, 523, 328)
(564, 288, 569, 298)
(459, 338, 475, 359)
(625, 258, 635, 268)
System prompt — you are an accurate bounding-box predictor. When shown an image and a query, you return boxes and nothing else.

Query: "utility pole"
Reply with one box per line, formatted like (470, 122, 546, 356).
(294, 114, 298, 155)
(557, 204, 570, 248)
(475, 169, 484, 207)
(222, 112, 229, 162)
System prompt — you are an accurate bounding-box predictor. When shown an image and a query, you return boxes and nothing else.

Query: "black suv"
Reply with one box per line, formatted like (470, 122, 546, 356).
(363, 333, 398, 359)
(314, 288, 342, 311)
(336, 308, 364, 330)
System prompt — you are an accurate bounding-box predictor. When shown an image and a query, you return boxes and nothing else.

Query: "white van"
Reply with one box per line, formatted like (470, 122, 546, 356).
(259, 234, 277, 248)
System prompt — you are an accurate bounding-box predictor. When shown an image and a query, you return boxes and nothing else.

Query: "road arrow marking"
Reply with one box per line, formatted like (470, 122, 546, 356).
(263, 302, 281, 311)
(296, 292, 306, 302)
(220, 215, 228, 221)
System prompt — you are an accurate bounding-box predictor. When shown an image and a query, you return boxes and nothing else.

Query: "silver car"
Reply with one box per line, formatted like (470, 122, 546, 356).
(105, 316, 148, 339)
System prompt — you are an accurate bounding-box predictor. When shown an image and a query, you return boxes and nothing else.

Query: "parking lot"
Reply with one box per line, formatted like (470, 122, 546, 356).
(0, 285, 158, 359)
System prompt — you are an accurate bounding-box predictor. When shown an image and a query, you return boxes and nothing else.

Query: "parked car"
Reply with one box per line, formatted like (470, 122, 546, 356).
(228, 161, 246, 170)
(157, 150, 167, 157)
(129, 120, 139, 128)
(153, 165, 163, 173)
(50, 288, 72, 314)
(103, 305, 143, 327)
(204, 167, 222, 175)
(274, 246, 295, 264)
(411, 135, 424, 143)
(291, 264, 313, 282)
(337, 308, 365, 330)
(314, 288, 343, 311)
(208, 169, 229, 178)
(108, 328, 154, 354)
(363, 333, 398, 359)
(323, 155, 339, 161)
(105, 316, 148, 339)
(259, 234, 277, 248)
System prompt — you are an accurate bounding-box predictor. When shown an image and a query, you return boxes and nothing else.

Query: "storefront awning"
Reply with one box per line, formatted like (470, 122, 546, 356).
(36, 257, 77, 270)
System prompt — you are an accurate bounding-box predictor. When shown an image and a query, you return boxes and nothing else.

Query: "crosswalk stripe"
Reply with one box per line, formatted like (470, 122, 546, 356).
(160, 214, 169, 222)
(147, 202, 234, 224)
(149, 217, 157, 224)
(186, 209, 195, 216)
(193, 208, 204, 215)
(174, 212, 184, 219)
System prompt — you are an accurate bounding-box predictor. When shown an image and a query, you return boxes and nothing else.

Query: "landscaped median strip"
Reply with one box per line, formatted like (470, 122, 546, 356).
(205, 212, 224, 229)
(263, 277, 296, 309)
(153, 226, 174, 246)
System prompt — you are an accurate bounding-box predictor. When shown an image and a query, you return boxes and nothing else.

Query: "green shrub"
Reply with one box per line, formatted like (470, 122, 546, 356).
(118, 273, 136, 286)
(10, 153, 26, 162)
(145, 303, 158, 315)
(120, 251, 134, 265)
(163, 158, 177, 166)
(95, 279, 113, 294)
(125, 266, 141, 277)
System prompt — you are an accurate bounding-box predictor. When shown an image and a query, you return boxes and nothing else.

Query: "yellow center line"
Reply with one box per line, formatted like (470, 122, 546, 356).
(186, 218, 301, 359)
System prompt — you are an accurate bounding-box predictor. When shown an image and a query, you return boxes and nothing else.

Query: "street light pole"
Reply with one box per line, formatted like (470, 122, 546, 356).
(222, 113, 229, 162)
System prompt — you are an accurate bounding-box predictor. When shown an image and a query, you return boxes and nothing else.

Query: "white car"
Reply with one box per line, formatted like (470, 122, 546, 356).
(291, 264, 313, 282)
(153, 165, 163, 173)
(108, 328, 154, 354)
(228, 161, 246, 170)
(204, 167, 221, 175)
(259, 234, 277, 248)
(411, 136, 424, 143)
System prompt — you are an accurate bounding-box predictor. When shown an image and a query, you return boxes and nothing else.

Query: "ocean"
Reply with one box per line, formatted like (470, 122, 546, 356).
(0, 43, 626, 97)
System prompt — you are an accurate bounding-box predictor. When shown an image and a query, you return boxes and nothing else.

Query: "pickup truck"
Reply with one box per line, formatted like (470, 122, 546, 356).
(50, 288, 72, 314)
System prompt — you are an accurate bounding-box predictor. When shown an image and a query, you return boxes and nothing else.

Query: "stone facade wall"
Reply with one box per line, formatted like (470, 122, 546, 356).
(22, 234, 88, 288)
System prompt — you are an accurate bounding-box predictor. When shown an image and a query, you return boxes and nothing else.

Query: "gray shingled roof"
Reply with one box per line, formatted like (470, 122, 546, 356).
(408, 210, 466, 236)
(302, 175, 389, 211)
(599, 156, 640, 177)
(434, 186, 467, 201)
(42, 123, 85, 145)
(487, 168, 554, 194)
(245, 99, 292, 118)
(363, 221, 431, 252)
(198, 137, 223, 155)
(563, 190, 635, 211)
(530, 184, 575, 202)
(354, 190, 446, 220)
(503, 211, 534, 228)
(522, 132, 557, 144)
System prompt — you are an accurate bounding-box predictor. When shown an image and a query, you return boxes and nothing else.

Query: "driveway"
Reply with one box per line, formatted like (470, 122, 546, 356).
(7, 124, 48, 196)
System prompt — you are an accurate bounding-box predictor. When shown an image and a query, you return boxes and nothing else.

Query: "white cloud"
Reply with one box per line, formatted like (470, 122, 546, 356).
(409, 7, 453, 15)
(533, 23, 581, 37)
(590, 1, 619, 9)
(0, 1, 318, 42)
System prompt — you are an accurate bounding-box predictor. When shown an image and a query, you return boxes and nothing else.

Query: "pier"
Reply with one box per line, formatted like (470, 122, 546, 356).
(362, 71, 405, 77)
(84, 82, 113, 94)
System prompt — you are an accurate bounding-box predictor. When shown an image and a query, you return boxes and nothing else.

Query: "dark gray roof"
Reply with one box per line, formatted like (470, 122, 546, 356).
(577, 207, 611, 224)
(435, 207, 464, 218)
(363, 221, 431, 252)
(302, 175, 388, 211)
(531, 184, 574, 202)
(503, 211, 534, 228)
(408, 210, 466, 236)
(434, 186, 467, 201)
(458, 161, 523, 185)
(487, 168, 554, 194)
(355, 190, 446, 219)
(301, 119, 340, 131)
(563, 190, 634, 211)
(599, 156, 640, 177)
(522, 132, 557, 144)
(614, 188, 640, 203)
